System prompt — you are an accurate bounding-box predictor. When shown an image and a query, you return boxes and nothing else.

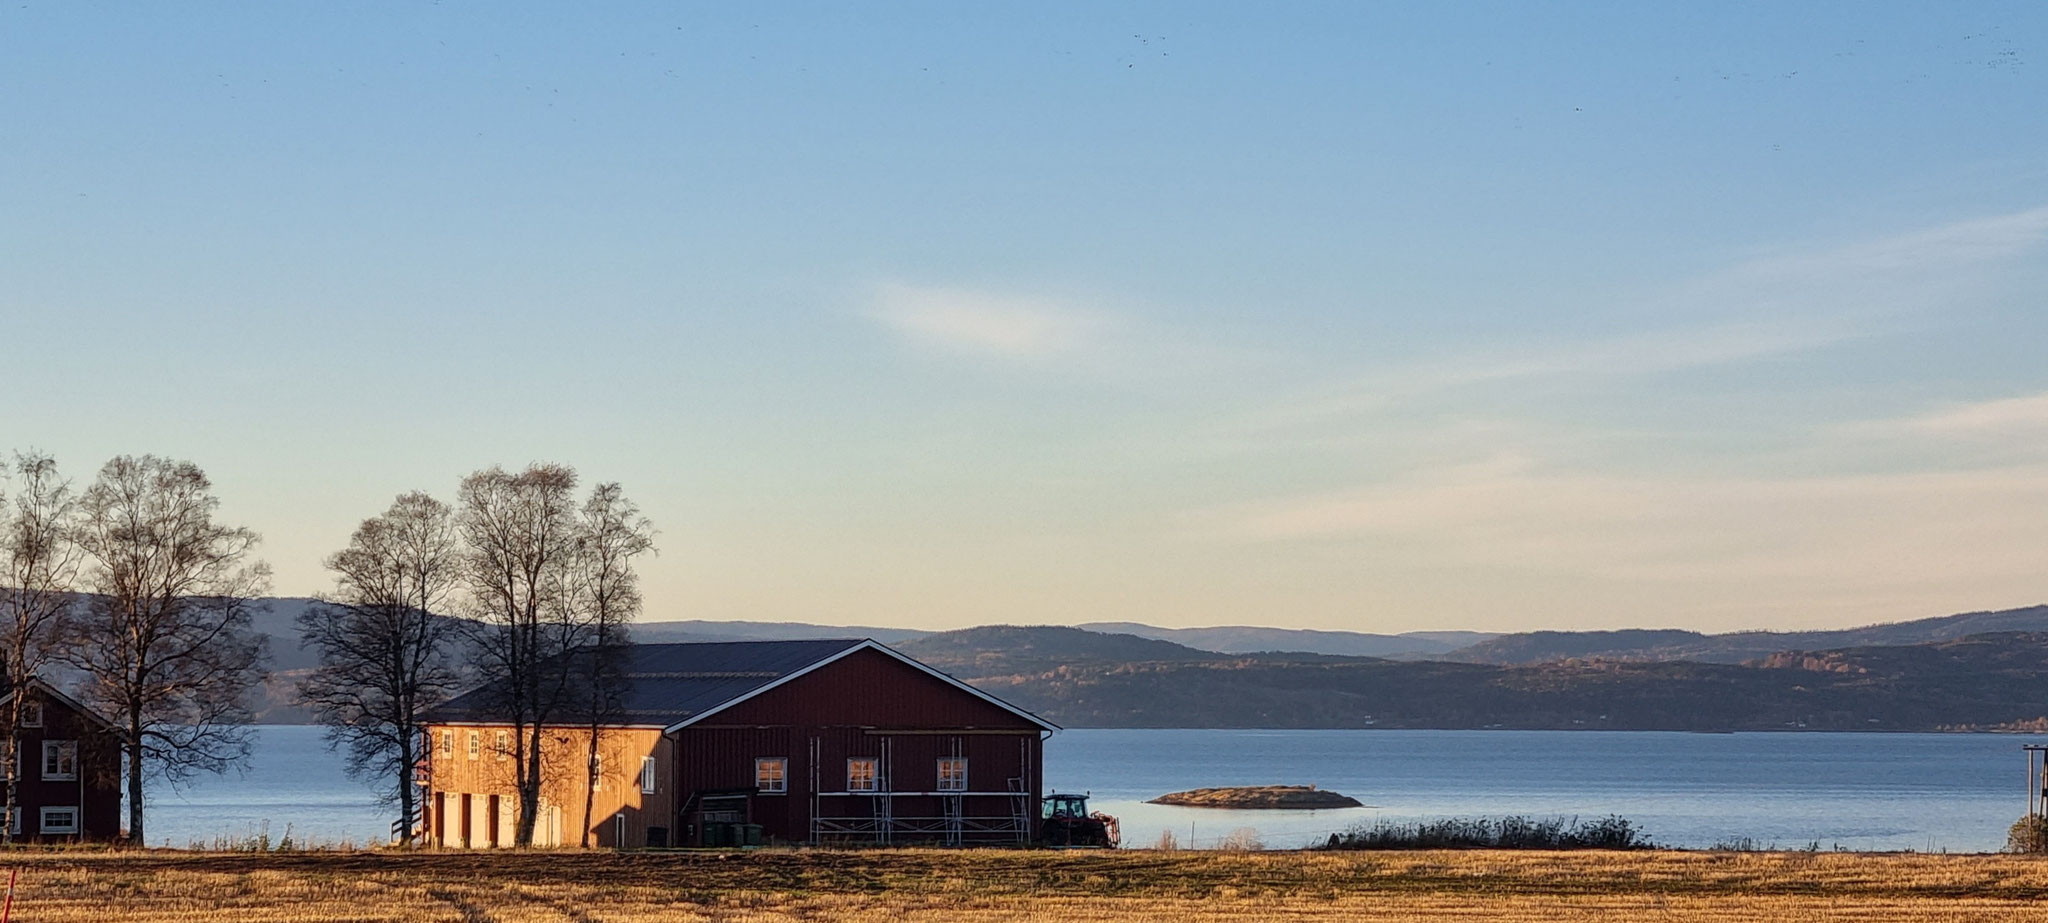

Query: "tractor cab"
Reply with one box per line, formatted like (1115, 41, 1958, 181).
(1042, 793, 1092, 821)
(1039, 792, 1119, 848)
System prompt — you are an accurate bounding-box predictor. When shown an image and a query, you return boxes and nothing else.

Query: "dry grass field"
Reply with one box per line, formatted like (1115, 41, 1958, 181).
(7, 848, 2048, 922)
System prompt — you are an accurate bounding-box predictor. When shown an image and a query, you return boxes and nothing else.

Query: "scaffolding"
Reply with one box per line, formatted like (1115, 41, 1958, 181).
(808, 734, 1035, 845)
(2026, 745, 2048, 818)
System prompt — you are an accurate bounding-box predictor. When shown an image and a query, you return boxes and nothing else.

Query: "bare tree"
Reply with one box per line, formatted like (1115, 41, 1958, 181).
(572, 482, 654, 847)
(457, 463, 589, 846)
(298, 491, 466, 845)
(0, 452, 81, 843)
(65, 455, 269, 844)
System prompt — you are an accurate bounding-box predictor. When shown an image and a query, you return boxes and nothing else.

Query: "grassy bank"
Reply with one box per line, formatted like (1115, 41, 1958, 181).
(7, 847, 2048, 921)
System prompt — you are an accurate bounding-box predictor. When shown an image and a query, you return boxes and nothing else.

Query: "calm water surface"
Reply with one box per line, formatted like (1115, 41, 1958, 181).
(147, 726, 2036, 852)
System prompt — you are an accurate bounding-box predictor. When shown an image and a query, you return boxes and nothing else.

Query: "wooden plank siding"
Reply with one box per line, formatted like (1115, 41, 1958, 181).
(0, 684, 121, 842)
(420, 724, 677, 848)
(420, 643, 1052, 848)
(676, 647, 1046, 845)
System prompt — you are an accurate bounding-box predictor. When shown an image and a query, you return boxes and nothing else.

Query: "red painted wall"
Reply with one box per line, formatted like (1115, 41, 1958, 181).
(6, 692, 120, 842)
(672, 647, 1047, 845)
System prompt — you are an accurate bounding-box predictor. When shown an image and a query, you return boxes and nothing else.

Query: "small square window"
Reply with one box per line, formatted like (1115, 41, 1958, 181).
(640, 756, 657, 794)
(41, 740, 76, 781)
(846, 758, 878, 793)
(937, 758, 968, 792)
(20, 702, 41, 729)
(755, 757, 786, 793)
(39, 806, 78, 835)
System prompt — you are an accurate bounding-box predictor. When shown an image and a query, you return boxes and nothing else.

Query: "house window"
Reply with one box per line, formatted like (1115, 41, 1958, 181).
(41, 740, 76, 781)
(20, 702, 41, 728)
(39, 806, 78, 835)
(937, 758, 968, 792)
(439, 730, 452, 758)
(591, 752, 603, 792)
(7, 810, 18, 836)
(846, 758, 878, 792)
(640, 756, 657, 794)
(467, 732, 480, 761)
(493, 731, 509, 761)
(755, 757, 786, 794)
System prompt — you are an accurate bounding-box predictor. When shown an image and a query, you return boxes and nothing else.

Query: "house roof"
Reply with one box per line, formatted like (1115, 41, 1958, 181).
(0, 677, 118, 730)
(426, 638, 1057, 733)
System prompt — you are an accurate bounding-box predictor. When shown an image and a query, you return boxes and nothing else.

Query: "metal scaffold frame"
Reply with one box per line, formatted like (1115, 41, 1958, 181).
(806, 734, 1034, 845)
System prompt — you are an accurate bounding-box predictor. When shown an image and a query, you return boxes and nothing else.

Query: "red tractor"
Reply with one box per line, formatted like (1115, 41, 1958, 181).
(1040, 792, 1119, 848)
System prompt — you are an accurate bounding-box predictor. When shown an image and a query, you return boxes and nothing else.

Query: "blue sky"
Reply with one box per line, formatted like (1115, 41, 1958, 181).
(4, 2, 2046, 633)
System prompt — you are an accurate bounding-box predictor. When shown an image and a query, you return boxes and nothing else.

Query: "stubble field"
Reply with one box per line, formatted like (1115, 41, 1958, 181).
(9, 847, 2048, 921)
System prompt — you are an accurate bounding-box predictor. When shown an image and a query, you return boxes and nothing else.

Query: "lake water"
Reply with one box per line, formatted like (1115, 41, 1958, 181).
(147, 726, 2038, 852)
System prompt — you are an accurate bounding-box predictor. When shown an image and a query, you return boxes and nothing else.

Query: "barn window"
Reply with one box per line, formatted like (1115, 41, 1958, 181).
(20, 702, 41, 728)
(467, 732, 481, 761)
(493, 731, 509, 761)
(41, 740, 76, 781)
(439, 730, 452, 757)
(937, 758, 968, 792)
(640, 756, 657, 794)
(755, 758, 786, 793)
(846, 758, 878, 792)
(39, 806, 78, 835)
(591, 752, 603, 791)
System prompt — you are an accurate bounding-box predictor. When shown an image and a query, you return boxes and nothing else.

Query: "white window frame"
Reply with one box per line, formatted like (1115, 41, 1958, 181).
(755, 757, 787, 794)
(937, 757, 968, 792)
(846, 757, 878, 793)
(39, 806, 78, 835)
(41, 740, 76, 782)
(493, 730, 510, 762)
(439, 730, 452, 758)
(467, 731, 480, 761)
(19, 702, 41, 729)
(591, 751, 603, 792)
(640, 756, 657, 794)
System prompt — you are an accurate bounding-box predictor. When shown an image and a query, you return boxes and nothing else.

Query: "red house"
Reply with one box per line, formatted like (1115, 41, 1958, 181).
(424, 639, 1057, 847)
(0, 678, 120, 842)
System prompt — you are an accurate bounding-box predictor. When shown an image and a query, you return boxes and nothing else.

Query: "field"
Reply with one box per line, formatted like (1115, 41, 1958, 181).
(10, 848, 2048, 921)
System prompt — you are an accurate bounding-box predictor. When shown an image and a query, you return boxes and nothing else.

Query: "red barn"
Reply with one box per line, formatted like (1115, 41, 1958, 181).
(423, 639, 1057, 847)
(0, 678, 121, 842)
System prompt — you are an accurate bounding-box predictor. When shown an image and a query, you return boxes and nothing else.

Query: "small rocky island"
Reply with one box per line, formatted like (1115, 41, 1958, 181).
(1146, 785, 1363, 809)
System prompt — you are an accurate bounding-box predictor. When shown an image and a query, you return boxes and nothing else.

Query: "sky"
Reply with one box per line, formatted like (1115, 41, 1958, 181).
(4, 2, 2047, 635)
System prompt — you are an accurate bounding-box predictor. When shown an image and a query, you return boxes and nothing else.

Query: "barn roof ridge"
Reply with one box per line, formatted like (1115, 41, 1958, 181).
(426, 637, 1057, 733)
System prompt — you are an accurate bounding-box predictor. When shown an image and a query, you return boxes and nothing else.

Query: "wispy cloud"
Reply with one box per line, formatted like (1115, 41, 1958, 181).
(867, 283, 1106, 360)
(1857, 392, 2048, 438)
(865, 281, 1269, 382)
(1232, 206, 2048, 435)
(1186, 455, 2048, 591)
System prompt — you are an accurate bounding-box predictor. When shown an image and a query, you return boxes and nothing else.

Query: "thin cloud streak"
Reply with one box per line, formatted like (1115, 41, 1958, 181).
(1231, 206, 2048, 435)
(868, 283, 1105, 359)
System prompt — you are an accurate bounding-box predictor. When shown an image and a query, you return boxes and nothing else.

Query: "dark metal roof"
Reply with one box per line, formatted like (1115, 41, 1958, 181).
(428, 639, 868, 726)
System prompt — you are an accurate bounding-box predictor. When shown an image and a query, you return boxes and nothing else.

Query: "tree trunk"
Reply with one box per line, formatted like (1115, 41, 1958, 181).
(127, 716, 145, 844)
(514, 726, 541, 846)
(397, 731, 416, 846)
(580, 728, 599, 848)
(2, 735, 17, 845)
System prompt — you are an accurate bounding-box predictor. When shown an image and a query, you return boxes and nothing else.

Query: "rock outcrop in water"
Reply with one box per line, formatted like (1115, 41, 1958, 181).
(1147, 785, 1363, 809)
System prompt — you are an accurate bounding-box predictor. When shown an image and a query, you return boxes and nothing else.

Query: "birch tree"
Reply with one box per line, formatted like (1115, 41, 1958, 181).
(0, 452, 80, 843)
(458, 463, 587, 847)
(66, 455, 269, 844)
(572, 482, 654, 847)
(298, 491, 466, 845)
